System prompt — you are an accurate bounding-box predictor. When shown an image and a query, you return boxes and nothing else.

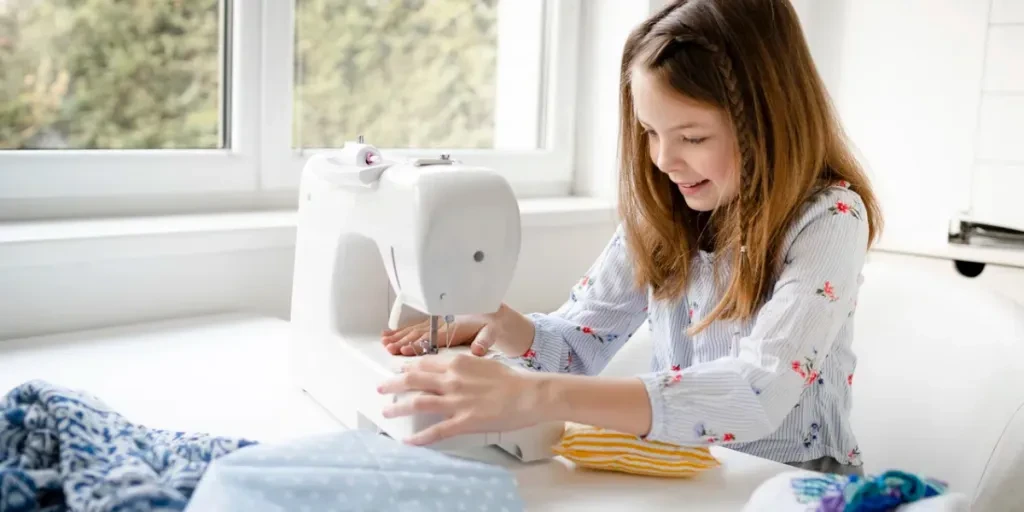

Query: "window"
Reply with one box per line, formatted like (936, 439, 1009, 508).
(0, 0, 580, 209)
(293, 0, 520, 151)
(1, 0, 224, 150)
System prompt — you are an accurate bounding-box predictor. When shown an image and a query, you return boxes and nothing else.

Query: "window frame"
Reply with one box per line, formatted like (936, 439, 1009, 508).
(0, 0, 581, 204)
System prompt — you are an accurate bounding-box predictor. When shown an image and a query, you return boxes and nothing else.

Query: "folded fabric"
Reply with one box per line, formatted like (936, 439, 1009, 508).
(742, 469, 970, 512)
(0, 380, 255, 512)
(552, 422, 719, 477)
(186, 429, 525, 512)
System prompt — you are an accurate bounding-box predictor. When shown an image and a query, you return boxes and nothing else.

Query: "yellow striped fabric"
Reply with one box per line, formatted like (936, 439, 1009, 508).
(553, 422, 720, 477)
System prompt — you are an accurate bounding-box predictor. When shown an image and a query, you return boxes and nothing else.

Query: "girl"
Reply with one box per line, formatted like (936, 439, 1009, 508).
(377, 0, 882, 476)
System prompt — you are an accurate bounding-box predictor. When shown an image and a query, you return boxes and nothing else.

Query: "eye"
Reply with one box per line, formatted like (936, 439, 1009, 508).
(643, 129, 658, 139)
(682, 136, 708, 144)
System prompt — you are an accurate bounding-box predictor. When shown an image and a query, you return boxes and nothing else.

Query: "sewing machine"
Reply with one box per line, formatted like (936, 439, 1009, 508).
(288, 138, 565, 462)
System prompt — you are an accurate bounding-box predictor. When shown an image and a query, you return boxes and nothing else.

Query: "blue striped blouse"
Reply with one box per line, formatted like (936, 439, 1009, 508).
(520, 183, 868, 467)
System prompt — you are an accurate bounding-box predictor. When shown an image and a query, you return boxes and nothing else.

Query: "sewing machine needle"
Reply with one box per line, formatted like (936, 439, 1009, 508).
(428, 315, 439, 354)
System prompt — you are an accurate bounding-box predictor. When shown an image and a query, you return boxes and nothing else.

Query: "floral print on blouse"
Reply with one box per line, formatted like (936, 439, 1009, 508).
(520, 184, 868, 467)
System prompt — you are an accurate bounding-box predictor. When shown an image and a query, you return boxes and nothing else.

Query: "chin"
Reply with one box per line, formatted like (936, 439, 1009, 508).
(682, 198, 717, 212)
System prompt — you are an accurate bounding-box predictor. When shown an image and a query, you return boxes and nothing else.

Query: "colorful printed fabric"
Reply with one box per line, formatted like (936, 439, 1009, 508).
(521, 183, 868, 468)
(0, 380, 256, 512)
(743, 470, 970, 512)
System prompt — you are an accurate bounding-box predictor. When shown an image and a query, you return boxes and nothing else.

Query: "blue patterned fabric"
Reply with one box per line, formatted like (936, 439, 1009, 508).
(0, 380, 256, 512)
(743, 469, 966, 512)
(790, 471, 948, 511)
(187, 429, 525, 512)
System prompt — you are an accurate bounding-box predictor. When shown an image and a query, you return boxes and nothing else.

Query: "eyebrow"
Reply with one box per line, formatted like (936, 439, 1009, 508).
(636, 119, 701, 131)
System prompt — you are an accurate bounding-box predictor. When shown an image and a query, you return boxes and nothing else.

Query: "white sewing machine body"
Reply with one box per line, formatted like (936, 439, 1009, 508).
(289, 141, 564, 462)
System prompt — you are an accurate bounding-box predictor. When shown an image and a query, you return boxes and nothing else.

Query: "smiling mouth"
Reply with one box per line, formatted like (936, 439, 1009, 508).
(678, 179, 709, 189)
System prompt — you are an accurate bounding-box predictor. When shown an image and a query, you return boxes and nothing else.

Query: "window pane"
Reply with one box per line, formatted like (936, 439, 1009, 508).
(294, 0, 540, 150)
(0, 0, 225, 150)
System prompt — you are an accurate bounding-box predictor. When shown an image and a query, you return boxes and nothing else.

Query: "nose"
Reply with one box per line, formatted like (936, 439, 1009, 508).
(653, 142, 681, 175)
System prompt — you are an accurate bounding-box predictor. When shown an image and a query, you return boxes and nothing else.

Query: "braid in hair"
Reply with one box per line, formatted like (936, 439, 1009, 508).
(673, 33, 753, 262)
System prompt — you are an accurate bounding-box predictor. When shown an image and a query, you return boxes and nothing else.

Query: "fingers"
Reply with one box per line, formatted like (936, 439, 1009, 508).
(381, 321, 451, 356)
(404, 417, 469, 446)
(380, 321, 429, 343)
(377, 369, 445, 395)
(380, 326, 413, 344)
(470, 339, 489, 357)
(382, 326, 413, 354)
(382, 328, 428, 355)
(385, 337, 424, 356)
(399, 339, 430, 356)
(381, 394, 450, 419)
(400, 355, 453, 374)
(469, 332, 495, 357)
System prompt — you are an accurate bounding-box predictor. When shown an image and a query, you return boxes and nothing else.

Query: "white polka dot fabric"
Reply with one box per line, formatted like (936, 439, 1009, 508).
(186, 430, 524, 512)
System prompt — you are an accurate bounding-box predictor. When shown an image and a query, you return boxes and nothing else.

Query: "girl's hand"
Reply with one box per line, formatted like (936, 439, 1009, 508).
(376, 354, 547, 446)
(381, 315, 487, 356)
(380, 304, 536, 358)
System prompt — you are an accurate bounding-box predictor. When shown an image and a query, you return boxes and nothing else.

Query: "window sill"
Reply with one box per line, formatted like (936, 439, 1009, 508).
(0, 196, 617, 268)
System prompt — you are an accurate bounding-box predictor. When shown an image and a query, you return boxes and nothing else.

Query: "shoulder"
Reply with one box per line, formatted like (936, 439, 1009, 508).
(781, 182, 870, 255)
(801, 182, 867, 223)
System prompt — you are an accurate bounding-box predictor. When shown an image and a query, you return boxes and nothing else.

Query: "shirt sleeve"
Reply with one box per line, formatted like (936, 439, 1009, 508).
(517, 225, 649, 375)
(636, 187, 870, 446)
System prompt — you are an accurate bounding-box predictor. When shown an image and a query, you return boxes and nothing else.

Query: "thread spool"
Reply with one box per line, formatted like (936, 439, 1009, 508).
(333, 141, 381, 167)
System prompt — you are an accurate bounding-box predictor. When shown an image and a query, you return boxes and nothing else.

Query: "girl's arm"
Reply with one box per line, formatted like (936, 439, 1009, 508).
(531, 373, 654, 436)
(533, 187, 869, 445)
(507, 225, 649, 375)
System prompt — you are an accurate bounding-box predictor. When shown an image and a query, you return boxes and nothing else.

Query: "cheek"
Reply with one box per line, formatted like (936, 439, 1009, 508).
(702, 140, 738, 186)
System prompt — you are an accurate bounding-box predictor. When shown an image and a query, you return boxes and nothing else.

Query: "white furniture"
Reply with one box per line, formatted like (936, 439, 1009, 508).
(849, 257, 1024, 512)
(0, 314, 791, 511)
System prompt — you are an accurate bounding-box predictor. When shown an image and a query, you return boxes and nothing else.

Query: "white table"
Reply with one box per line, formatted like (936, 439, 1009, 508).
(0, 314, 791, 511)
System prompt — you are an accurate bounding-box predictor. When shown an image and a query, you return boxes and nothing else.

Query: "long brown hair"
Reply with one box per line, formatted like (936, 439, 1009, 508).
(618, 0, 882, 332)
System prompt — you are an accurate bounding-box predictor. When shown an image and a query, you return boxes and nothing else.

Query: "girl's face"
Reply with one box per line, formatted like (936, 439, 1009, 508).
(631, 68, 740, 212)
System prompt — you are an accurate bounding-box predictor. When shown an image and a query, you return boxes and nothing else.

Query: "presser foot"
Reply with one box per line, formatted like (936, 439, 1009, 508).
(411, 314, 460, 356)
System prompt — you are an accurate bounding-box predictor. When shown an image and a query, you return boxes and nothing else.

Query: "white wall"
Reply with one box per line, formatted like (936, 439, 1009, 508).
(803, 1, 1018, 253)
(573, 0, 666, 198)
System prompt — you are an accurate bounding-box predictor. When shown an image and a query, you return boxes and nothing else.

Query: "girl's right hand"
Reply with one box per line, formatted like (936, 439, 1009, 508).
(380, 304, 536, 358)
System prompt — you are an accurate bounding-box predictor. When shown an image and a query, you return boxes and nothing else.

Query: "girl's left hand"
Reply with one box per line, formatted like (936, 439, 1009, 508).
(376, 354, 546, 446)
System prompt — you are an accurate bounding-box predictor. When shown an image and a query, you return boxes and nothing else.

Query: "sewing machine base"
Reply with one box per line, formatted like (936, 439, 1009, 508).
(290, 328, 564, 463)
(354, 412, 562, 463)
